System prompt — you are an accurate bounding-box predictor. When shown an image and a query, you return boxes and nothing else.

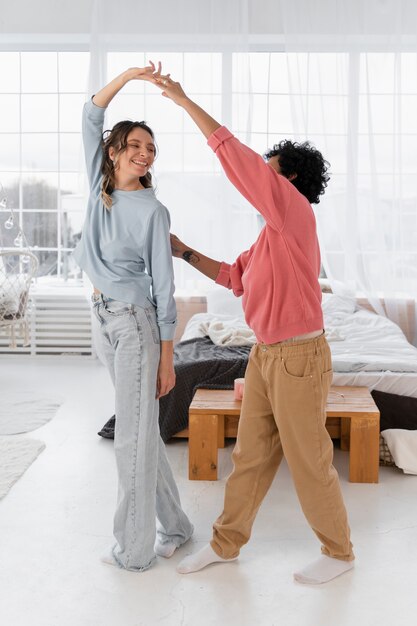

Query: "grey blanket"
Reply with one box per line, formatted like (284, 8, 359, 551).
(98, 337, 250, 442)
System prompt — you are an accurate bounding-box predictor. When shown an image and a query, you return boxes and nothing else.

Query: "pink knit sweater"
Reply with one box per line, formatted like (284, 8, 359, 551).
(208, 126, 324, 344)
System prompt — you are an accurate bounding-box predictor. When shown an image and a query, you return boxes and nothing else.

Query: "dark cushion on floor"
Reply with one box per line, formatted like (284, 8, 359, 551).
(371, 390, 417, 431)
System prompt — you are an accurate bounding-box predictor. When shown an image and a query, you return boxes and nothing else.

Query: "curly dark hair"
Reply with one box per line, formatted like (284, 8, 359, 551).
(264, 140, 330, 204)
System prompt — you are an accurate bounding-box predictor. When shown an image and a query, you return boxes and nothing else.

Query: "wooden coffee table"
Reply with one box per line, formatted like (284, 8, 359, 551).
(180, 386, 380, 483)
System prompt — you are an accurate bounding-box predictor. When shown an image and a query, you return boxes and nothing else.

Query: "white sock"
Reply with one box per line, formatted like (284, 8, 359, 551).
(154, 540, 177, 558)
(100, 546, 118, 567)
(176, 544, 237, 574)
(294, 555, 354, 585)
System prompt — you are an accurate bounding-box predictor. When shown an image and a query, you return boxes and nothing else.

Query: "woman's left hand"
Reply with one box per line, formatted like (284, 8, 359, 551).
(156, 358, 176, 399)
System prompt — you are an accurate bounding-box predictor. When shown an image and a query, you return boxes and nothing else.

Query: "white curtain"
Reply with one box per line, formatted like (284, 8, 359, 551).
(87, 0, 417, 345)
(279, 0, 417, 344)
(88, 0, 256, 295)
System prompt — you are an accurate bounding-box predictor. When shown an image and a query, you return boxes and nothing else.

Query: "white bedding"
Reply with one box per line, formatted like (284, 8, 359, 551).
(180, 294, 417, 396)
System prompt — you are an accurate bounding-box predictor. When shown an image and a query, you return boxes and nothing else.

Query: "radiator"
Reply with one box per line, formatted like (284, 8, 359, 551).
(0, 284, 93, 356)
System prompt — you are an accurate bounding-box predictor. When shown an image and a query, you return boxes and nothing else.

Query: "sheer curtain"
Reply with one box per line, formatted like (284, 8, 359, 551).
(87, 0, 256, 295)
(279, 0, 417, 345)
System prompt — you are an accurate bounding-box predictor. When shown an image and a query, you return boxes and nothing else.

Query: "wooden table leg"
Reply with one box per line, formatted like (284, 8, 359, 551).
(348, 416, 380, 483)
(217, 414, 225, 448)
(340, 417, 350, 451)
(189, 412, 220, 480)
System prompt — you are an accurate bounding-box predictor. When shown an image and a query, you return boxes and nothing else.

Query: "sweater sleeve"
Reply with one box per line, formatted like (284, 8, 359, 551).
(208, 126, 291, 232)
(144, 205, 177, 341)
(215, 248, 253, 296)
(82, 98, 106, 192)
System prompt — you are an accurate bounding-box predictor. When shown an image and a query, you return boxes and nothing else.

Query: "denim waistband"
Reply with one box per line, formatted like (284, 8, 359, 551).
(91, 293, 115, 304)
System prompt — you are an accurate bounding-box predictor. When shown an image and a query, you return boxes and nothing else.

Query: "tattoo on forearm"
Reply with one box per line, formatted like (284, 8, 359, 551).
(182, 250, 200, 265)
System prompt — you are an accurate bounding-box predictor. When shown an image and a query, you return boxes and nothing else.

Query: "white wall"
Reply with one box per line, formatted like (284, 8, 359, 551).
(0, 0, 284, 36)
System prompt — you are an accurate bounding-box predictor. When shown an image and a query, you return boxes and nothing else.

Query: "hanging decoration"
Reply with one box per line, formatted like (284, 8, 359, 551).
(0, 183, 38, 349)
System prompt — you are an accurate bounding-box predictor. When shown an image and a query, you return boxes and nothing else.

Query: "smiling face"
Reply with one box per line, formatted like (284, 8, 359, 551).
(110, 127, 156, 185)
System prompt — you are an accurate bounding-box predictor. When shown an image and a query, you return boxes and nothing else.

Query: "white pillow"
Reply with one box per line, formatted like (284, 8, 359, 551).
(322, 293, 356, 316)
(206, 287, 244, 317)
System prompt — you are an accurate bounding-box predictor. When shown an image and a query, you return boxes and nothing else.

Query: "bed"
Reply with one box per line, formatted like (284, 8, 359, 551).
(99, 289, 417, 470)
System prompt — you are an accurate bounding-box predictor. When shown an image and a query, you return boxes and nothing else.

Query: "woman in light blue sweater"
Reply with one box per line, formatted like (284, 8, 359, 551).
(73, 63, 193, 571)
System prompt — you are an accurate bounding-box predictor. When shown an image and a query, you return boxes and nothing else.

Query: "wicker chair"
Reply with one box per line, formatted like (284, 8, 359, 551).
(0, 250, 38, 349)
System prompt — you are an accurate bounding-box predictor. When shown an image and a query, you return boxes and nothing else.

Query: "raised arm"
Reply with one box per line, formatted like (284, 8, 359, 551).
(83, 63, 161, 191)
(92, 63, 161, 108)
(153, 74, 291, 231)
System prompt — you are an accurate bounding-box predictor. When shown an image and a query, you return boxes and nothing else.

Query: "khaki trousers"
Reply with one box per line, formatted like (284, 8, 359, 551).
(211, 334, 354, 561)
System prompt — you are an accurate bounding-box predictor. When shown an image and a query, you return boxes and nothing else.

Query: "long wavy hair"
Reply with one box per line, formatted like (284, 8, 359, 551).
(100, 120, 156, 210)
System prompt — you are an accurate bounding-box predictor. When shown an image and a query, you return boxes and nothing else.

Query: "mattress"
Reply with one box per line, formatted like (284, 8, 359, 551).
(181, 294, 417, 398)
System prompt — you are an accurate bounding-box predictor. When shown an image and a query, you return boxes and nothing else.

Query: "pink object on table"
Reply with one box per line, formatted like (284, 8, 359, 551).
(234, 378, 245, 400)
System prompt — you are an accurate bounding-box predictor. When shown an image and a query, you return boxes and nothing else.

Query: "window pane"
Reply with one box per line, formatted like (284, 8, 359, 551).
(22, 134, 58, 171)
(147, 52, 183, 82)
(183, 134, 217, 172)
(268, 53, 291, 94)
(360, 54, 396, 94)
(60, 209, 84, 248)
(106, 94, 146, 128)
(60, 250, 82, 280)
(0, 174, 19, 206)
(184, 53, 222, 93)
(401, 96, 417, 133)
(359, 95, 394, 134)
(59, 94, 85, 132)
(152, 134, 183, 172)
(401, 53, 417, 94)
(22, 212, 58, 248)
(308, 53, 349, 95)
(0, 211, 21, 247)
(248, 53, 271, 94)
(145, 95, 184, 133)
(266, 95, 293, 134)
(307, 135, 347, 174)
(0, 135, 20, 171)
(33, 250, 58, 277)
(21, 95, 58, 132)
(21, 52, 58, 93)
(107, 53, 147, 94)
(0, 53, 20, 92)
(58, 52, 89, 92)
(358, 135, 395, 174)
(183, 95, 221, 133)
(21, 174, 58, 210)
(60, 173, 87, 197)
(305, 96, 347, 134)
(0, 95, 20, 132)
(60, 134, 84, 172)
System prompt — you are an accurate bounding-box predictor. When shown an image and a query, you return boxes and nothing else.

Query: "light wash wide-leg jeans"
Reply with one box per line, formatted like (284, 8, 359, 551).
(93, 296, 193, 571)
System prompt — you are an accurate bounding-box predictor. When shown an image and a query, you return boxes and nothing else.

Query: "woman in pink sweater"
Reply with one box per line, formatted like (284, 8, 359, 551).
(153, 72, 354, 585)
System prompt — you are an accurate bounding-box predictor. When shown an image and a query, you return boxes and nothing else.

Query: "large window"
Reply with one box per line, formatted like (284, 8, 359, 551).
(1, 49, 416, 294)
(0, 51, 89, 280)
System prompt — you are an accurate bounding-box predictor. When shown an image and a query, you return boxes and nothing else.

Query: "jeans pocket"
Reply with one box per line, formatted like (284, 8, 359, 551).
(103, 300, 131, 317)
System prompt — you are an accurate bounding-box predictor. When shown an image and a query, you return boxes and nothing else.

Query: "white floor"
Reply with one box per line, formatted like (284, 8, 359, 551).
(1, 357, 417, 626)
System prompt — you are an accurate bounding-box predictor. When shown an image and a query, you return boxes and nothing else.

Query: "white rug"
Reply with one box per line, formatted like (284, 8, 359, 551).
(0, 392, 61, 435)
(0, 436, 45, 499)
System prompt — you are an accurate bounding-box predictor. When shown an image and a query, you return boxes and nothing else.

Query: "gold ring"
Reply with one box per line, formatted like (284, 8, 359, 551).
(163, 79, 168, 86)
